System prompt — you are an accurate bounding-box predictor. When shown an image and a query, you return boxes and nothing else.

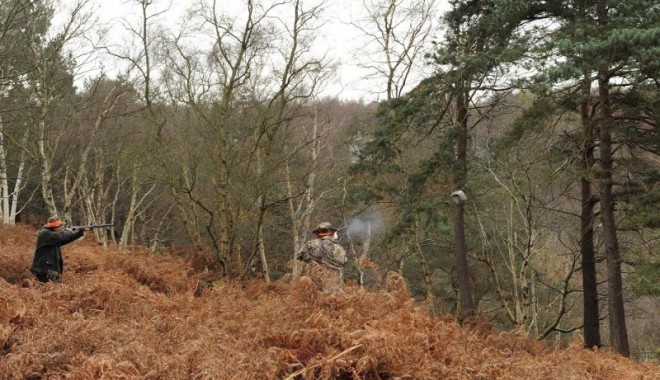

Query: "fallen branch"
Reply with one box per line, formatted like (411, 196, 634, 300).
(284, 344, 363, 380)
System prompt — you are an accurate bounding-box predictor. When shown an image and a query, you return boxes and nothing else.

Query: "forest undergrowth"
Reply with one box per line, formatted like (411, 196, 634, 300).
(0, 224, 657, 379)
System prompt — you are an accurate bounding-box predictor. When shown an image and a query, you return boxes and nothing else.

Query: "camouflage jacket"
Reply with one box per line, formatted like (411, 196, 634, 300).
(296, 236, 347, 270)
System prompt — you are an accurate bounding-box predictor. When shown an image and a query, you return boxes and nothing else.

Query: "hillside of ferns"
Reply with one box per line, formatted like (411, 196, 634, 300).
(0, 224, 657, 379)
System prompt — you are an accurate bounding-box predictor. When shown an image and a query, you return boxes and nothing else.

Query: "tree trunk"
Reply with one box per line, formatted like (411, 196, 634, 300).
(81, 174, 106, 249)
(37, 118, 58, 217)
(454, 87, 474, 321)
(258, 222, 271, 282)
(413, 219, 436, 318)
(0, 114, 10, 224)
(580, 78, 602, 349)
(119, 171, 139, 251)
(8, 138, 28, 224)
(287, 106, 323, 281)
(255, 148, 271, 282)
(357, 223, 372, 287)
(241, 193, 271, 282)
(596, 1, 630, 351)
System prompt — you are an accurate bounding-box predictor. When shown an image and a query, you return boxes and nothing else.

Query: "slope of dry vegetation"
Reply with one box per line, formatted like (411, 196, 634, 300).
(0, 224, 657, 379)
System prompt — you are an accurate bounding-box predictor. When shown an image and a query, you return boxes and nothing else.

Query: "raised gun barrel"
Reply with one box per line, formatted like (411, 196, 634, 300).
(70, 223, 114, 229)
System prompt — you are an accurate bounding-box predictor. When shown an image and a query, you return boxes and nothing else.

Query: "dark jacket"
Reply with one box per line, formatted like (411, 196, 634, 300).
(30, 227, 84, 275)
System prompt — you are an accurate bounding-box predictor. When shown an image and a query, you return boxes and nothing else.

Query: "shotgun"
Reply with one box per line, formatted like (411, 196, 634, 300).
(70, 224, 114, 230)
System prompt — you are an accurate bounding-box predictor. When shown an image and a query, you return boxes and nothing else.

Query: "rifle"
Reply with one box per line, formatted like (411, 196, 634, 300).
(70, 223, 114, 230)
(336, 226, 349, 242)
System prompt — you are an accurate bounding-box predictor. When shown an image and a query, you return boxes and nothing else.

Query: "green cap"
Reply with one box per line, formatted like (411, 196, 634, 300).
(312, 222, 337, 234)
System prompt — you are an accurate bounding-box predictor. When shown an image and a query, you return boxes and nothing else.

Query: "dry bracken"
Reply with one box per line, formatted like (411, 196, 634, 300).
(0, 224, 657, 379)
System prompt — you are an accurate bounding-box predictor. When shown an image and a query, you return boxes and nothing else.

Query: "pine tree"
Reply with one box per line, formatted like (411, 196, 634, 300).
(432, 0, 658, 355)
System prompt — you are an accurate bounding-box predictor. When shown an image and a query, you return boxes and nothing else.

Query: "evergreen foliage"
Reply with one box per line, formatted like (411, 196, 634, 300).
(630, 263, 660, 297)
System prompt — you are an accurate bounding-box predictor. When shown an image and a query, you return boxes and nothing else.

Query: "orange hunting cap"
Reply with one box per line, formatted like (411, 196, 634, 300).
(45, 216, 63, 228)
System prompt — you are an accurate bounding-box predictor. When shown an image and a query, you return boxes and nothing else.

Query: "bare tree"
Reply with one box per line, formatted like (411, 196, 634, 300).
(0, 0, 44, 223)
(0, 93, 30, 225)
(155, 0, 332, 276)
(353, 0, 437, 100)
(243, 0, 332, 281)
(19, 0, 122, 222)
(286, 105, 332, 280)
(476, 164, 579, 338)
(107, 0, 172, 107)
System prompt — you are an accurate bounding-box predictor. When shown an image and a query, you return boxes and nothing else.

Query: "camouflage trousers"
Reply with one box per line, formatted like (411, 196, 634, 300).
(305, 262, 343, 295)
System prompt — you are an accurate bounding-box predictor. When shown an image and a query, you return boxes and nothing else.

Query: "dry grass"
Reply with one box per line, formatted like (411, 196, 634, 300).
(0, 224, 657, 379)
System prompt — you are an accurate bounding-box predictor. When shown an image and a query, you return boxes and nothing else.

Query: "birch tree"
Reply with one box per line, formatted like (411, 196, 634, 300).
(156, 0, 333, 276)
(0, 0, 43, 224)
(354, 0, 437, 100)
(243, 0, 331, 280)
(286, 105, 332, 280)
(17, 0, 123, 223)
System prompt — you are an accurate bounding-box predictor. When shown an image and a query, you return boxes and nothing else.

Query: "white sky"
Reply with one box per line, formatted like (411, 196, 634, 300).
(60, 0, 445, 102)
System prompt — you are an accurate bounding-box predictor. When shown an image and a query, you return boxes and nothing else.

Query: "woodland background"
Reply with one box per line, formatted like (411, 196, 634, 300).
(0, 0, 658, 363)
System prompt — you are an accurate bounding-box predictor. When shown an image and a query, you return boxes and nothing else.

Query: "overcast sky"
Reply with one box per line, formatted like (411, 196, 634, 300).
(60, 0, 444, 102)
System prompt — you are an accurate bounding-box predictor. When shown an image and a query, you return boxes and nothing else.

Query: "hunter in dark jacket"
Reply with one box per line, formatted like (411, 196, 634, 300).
(30, 216, 85, 283)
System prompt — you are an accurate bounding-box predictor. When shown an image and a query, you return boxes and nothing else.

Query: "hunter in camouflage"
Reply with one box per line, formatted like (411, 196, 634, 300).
(296, 222, 347, 294)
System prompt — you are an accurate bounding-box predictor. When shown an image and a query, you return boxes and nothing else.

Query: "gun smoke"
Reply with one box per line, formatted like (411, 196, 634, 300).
(346, 209, 384, 238)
